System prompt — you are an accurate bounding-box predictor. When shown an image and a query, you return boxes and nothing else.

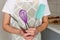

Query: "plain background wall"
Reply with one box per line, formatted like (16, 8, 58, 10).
(48, 0, 60, 16)
(0, 0, 6, 40)
(0, 0, 60, 40)
(0, 0, 12, 40)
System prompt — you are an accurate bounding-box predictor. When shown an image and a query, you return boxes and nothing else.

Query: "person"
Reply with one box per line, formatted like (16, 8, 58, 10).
(2, 0, 51, 40)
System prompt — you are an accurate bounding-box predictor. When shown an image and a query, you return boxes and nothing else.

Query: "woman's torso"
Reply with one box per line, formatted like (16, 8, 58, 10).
(10, 0, 42, 29)
(9, 0, 42, 40)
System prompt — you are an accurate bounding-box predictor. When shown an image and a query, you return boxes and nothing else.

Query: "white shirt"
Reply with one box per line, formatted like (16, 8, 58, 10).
(2, 0, 51, 40)
(2, 0, 51, 16)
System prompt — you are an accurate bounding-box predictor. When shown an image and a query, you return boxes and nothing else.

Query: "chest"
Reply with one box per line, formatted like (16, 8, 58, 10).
(11, 0, 42, 28)
(14, 0, 39, 18)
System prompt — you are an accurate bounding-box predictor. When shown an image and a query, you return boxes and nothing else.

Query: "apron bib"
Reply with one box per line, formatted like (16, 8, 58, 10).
(11, 0, 41, 29)
(10, 0, 41, 40)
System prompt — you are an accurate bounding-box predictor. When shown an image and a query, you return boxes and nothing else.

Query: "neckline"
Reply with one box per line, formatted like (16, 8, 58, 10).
(16, 0, 34, 2)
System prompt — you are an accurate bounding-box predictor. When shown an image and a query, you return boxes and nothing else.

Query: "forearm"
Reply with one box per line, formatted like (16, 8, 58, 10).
(3, 13, 21, 35)
(36, 22, 48, 32)
(3, 25, 21, 35)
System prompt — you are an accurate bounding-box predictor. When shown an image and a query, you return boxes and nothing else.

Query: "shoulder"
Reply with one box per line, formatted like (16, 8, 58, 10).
(4, 0, 16, 9)
(39, 0, 47, 2)
(2, 0, 16, 14)
(39, 0, 48, 4)
(6, 0, 16, 5)
(7, 0, 15, 2)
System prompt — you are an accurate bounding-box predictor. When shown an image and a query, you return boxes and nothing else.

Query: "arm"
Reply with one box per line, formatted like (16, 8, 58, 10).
(2, 13, 21, 35)
(36, 16, 48, 32)
(26, 16, 49, 36)
(3, 13, 34, 40)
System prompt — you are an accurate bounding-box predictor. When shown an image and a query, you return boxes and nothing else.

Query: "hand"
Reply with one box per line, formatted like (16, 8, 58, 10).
(19, 29, 34, 40)
(24, 35, 34, 40)
(27, 27, 38, 36)
(25, 27, 39, 40)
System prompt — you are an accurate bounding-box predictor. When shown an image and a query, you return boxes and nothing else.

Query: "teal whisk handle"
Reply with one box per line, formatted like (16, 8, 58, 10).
(34, 4, 45, 27)
(36, 4, 45, 19)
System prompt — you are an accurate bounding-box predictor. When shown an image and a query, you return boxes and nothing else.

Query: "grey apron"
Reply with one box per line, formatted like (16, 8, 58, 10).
(10, 0, 42, 40)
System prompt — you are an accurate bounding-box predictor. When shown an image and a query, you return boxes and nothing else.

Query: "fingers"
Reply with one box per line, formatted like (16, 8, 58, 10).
(26, 30, 34, 34)
(26, 28, 36, 33)
(26, 28, 36, 36)
(26, 31, 35, 36)
(20, 29, 34, 40)
(24, 33, 34, 40)
(25, 36, 34, 40)
(24, 33, 31, 36)
(20, 28, 38, 40)
(28, 28, 36, 31)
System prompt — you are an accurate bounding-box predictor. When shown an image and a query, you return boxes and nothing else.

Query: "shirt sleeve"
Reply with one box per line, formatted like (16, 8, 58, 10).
(2, 0, 15, 14)
(39, 0, 51, 16)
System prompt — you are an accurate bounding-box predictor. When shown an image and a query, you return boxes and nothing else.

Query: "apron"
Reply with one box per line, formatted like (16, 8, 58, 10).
(10, 0, 42, 40)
